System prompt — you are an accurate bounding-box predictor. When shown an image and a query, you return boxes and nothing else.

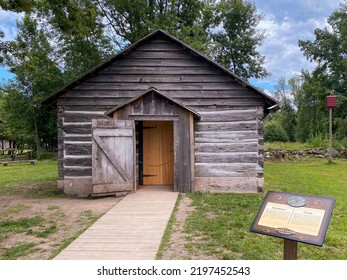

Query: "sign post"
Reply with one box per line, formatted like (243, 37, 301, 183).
(284, 239, 297, 260)
(326, 93, 337, 163)
(250, 191, 335, 260)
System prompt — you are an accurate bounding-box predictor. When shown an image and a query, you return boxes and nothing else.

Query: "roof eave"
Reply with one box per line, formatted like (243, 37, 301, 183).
(105, 88, 201, 120)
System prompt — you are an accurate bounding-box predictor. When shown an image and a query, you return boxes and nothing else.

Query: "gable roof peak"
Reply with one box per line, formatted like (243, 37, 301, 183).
(38, 29, 278, 112)
(105, 88, 201, 119)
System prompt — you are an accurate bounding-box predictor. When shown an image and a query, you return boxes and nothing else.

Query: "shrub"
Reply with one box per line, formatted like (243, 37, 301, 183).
(308, 132, 328, 148)
(36, 149, 56, 160)
(264, 120, 289, 142)
(334, 118, 347, 140)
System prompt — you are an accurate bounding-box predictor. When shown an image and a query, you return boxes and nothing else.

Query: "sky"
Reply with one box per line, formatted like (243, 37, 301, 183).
(0, 0, 344, 91)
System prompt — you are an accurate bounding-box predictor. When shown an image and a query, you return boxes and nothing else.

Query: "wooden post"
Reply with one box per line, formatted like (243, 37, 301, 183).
(138, 122, 144, 186)
(284, 239, 297, 260)
(328, 106, 333, 163)
(326, 92, 336, 164)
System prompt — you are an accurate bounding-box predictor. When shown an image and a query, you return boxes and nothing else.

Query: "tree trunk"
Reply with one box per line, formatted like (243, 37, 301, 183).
(33, 112, 41, 159)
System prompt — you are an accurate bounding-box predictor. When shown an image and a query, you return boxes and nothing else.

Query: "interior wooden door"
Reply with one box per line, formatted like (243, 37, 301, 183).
(143, 121, 174, 185)
(92, 119, 135, 196)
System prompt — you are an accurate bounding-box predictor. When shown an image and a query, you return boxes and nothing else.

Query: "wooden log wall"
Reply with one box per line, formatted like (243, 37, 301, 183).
(57, 34, 265, 195)
(193, 106, 264, 192)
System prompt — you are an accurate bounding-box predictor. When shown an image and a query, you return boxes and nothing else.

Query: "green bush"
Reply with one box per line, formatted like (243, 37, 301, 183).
(264, 120, 289, 142)
(334, 118, 347, 140)
(308, 132, 328, 148)
(333, 138, 347, 149)
(36, 149, 56, 160)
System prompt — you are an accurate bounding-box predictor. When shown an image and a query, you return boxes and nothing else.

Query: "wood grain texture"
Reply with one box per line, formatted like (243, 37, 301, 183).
(142, 121, 174, 185)
(194, 177, 260, 193)
(113, 92, 195, 193)
(92, 119, 135, 196)
(56, 35, 266, 194)
(195, 163, 261, 177)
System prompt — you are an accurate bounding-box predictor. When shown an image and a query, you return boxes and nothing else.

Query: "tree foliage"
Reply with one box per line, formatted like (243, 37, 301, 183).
(0, 0, 269, 153)
(211, 0, 269, 79)
(0, 91, 11, 141)
(0, 1, 36, 63)
(38, 0, 114, 79)
(0, 0, 35, 12)
(1, 16, 66, 152)
(94, 0, 212, 52)
(296, 2, 347, 143)
(264, 119, 289, 142)
(0, 2, 113, 154)
(265, 77, 297, 142)
(298, 2, 347, 120)
(266, 3, 347, 144)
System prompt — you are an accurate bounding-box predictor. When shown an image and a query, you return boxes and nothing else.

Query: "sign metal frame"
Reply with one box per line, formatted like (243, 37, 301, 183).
(250, 191, 335, 246)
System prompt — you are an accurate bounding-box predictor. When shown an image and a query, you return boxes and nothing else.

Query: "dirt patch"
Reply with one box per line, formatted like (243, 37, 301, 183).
(1, 185, 218, 260)
(161, 195, 216, 260)
(0, 193, 121, 260)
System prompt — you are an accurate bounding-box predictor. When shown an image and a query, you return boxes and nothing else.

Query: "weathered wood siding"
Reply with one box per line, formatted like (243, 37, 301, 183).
(112, 90, 195, 193)
(194, 106, 264, 192)
(57, 34, 265, 195)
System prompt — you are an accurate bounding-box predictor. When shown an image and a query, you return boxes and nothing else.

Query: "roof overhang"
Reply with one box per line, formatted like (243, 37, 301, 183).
(105, 88, 201, 120)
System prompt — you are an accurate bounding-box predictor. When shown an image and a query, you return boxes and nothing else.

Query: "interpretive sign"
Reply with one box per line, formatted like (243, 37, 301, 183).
(250, 191, 335, 246)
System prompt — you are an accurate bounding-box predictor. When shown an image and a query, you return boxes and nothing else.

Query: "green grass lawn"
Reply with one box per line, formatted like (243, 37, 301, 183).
(181, 159, 347, 260)
(2, 158, 346, 260)
(0, 160, 58, 196)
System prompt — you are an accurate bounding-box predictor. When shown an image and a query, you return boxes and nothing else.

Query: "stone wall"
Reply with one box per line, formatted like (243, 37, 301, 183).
(265, 148, 347, 160)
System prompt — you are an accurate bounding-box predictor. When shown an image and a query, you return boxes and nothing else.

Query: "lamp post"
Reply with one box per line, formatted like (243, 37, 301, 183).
(325, 93, 337, 163)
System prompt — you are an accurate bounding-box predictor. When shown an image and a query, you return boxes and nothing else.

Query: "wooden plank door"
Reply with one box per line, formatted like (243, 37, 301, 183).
(143, 121, 174, 185)
(92, 119, 135, 196)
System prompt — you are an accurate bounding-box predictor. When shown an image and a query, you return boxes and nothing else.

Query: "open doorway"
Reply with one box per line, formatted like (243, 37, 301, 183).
(136, 121, 174, 189)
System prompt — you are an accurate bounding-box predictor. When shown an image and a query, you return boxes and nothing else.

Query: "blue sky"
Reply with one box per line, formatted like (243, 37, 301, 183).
(0, 0, 344, 91)
(250, 0, 342, 92)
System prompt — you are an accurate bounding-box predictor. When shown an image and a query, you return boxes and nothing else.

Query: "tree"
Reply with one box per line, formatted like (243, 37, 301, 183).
(38, 0, 114, 80)
(297, 2, 347, 143)
(287, 75, 304, 112)
(0, 91, 11, 142)
(0, 0, 35, 63)
(298, 2, 347, 120)
(0, 0, 35, 12)
(1, 15, 66, 153)
(265, 77, 297, 142)
(1, 0, 270, 153)
(211, 0, 269, 79)
(94, 0, 211, 52)
(1, 2, 114, 155)
(0, 31, 10, 64)
(295, 70, 329, 142)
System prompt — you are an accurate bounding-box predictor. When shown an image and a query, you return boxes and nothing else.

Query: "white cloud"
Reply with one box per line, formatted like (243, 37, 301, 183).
(0, 10, 22, 40)
(251, 0, 342, 91)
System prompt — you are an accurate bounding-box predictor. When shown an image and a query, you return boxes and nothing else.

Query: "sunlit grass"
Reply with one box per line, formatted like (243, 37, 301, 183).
(175, 159, 347, 260)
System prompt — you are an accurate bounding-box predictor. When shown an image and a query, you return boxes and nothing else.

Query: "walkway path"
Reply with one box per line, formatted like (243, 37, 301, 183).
(54, 186, 178, 260)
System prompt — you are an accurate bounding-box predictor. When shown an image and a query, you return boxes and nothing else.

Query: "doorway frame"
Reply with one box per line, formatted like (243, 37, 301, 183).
(136, 119, 175, 188)
(132, 116, 178, 191)
(105, 89, 200, 193)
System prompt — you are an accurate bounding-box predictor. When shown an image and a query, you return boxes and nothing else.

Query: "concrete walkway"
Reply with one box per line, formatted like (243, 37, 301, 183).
(54, 186, 178, 260)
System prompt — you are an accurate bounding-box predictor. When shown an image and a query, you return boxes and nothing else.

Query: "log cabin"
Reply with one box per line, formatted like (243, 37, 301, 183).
(39, 29, 278, 197)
